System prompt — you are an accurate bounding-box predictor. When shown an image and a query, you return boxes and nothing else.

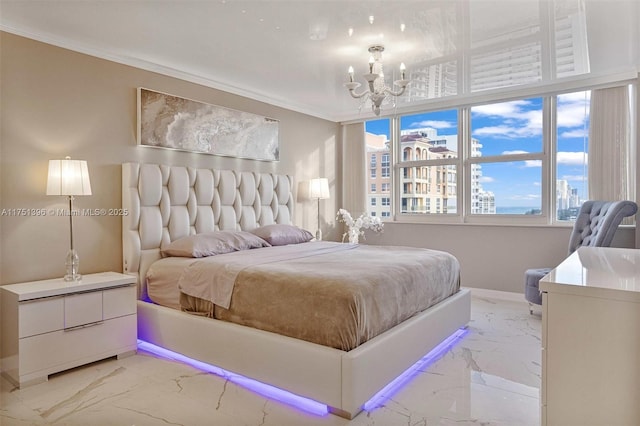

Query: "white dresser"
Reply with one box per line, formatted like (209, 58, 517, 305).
(0, 272, 137, 388)
(539, 247, 640, 426)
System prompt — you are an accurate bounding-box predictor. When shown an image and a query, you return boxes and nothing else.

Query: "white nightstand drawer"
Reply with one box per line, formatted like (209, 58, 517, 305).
(19, 297, 64, 337)
(64, 292, 103, 329)
(19, 314, 137, 378)
(103, 285, 136, 319)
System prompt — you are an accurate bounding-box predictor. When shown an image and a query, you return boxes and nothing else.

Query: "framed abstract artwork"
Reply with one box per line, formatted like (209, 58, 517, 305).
(137, 88, 279, 161)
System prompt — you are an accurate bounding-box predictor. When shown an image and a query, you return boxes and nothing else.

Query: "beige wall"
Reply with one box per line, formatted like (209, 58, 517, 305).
(0, 32, 340, 284)
(364, 223, 636, 293)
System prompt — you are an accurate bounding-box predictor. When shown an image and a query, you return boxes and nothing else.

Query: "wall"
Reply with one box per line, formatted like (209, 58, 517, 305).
(0, 32, 340, 285)
(364, 223, 636, 293)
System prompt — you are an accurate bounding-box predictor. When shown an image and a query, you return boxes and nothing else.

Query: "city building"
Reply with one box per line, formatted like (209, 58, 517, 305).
(367, 127, 496, 215)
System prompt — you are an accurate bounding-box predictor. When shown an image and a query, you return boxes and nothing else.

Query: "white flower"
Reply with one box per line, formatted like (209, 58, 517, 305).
(336, 209, 384, 243)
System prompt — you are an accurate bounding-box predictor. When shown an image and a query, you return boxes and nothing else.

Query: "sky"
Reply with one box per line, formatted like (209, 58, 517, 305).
(365, 92, 590, 209)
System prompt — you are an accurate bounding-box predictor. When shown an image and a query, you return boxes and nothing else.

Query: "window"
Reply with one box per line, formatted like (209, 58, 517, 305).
(366, 118, 391, 217)
(469, 98, 544, 215)
(556, 91, 589, 220)
(381, 154, 390, 178)
(397, 110, 459, 215)
(363, 83, 633, 224)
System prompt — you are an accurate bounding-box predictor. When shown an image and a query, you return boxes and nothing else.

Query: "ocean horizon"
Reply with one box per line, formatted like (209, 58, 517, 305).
(496, 206, 539, 215)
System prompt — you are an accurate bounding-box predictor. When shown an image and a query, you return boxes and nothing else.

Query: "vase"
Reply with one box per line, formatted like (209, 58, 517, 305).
(348, 228, 360, 244)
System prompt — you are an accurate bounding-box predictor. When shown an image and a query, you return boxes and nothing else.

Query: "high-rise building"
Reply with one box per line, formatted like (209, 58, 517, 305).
(366, 133, 392, 218)
(557, 179, 582, 219)
(400, 128, 495, 214)
(367, 127, 496, 216)
(399, 135, 457, 214)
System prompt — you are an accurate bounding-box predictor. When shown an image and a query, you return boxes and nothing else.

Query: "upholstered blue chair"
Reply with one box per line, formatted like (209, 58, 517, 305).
(525, 200, 638, 314)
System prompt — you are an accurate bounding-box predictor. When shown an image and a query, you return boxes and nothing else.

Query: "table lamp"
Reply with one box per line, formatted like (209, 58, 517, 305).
(309, 178, 330, 241)
(46, 156, 92, 281)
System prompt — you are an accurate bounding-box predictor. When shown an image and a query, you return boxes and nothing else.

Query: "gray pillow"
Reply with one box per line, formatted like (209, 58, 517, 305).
(251, 224, 313, 246)
(161, 231, 271, 258)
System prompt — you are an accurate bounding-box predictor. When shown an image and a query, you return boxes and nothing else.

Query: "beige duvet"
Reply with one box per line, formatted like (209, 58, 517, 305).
(146, 241, 460, 351)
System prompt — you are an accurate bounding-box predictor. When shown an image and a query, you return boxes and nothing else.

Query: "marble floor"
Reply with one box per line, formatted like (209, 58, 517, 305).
(1, 289, 542, 426)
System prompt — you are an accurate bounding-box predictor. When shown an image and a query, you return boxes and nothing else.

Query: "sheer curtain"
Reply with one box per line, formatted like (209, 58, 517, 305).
(341, 122, 367, 215)
(588, 86, 635, 206)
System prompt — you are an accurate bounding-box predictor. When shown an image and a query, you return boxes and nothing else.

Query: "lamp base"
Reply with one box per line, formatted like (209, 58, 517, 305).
(64, 274, 82, 282)
(64, 249, 82, 282)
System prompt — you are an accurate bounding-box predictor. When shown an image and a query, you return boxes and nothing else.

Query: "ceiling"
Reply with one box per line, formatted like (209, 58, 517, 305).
(1, 1, 638, 122)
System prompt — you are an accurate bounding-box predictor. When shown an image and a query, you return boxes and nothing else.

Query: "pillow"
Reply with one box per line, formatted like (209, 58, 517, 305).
(161, 230, 271, 258)
(251, 224, 314, 246)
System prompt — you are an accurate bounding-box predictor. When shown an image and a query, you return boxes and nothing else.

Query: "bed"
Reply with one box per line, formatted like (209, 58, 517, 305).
(122, 162, 470, 419)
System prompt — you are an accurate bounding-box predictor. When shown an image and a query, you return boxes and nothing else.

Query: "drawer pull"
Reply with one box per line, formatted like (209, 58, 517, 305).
(64, 321, 104, 332)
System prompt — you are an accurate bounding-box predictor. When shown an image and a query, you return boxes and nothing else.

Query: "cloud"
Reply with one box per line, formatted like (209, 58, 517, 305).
(557, 91, 590, 129)
(410, 120, 454, 129)
(472, 100, 542, 138)
(478, 176, 495, 183)
(560, 129, 588, 138)
(558, 91, 590, 104)
(560, 174, 588, 182)
(491, 151, 584, 168)
(510, 194, 540, 200)
(471, 93, 590, 141)
(557, 105, 589, 128)
(557, 151, 587, 165)
(473, 125, 510, 136)
(473, 124, 541, 138)
(472, 100, 533, 118)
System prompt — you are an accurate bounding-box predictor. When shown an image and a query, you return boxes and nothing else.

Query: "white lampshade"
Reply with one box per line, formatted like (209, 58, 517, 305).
(46, 157, 92, 196)
(309, 178, 330, 200)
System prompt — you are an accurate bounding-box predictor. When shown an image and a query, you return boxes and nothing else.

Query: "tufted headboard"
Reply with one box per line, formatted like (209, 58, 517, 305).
(122, 162, 294, 299)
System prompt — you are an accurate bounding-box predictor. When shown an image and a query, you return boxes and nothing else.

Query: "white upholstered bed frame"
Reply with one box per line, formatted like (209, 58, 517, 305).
(122, 162, 471, 419)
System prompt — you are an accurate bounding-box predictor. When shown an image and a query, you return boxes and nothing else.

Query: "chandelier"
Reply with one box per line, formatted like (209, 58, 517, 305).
(345, 45, 410, 116)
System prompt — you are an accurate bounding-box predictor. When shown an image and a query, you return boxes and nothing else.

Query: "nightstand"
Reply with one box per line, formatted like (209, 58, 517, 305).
(0, 272, 137, 388)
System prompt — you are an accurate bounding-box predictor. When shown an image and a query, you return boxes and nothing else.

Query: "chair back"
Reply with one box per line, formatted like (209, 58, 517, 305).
(568, 200, 638, 254)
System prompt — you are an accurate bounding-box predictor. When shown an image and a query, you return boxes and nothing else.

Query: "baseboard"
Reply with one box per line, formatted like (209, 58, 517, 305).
(464, 287, 525, 303)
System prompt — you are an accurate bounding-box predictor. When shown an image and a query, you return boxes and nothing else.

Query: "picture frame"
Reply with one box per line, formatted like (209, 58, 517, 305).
(137, 88, 279, 161)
